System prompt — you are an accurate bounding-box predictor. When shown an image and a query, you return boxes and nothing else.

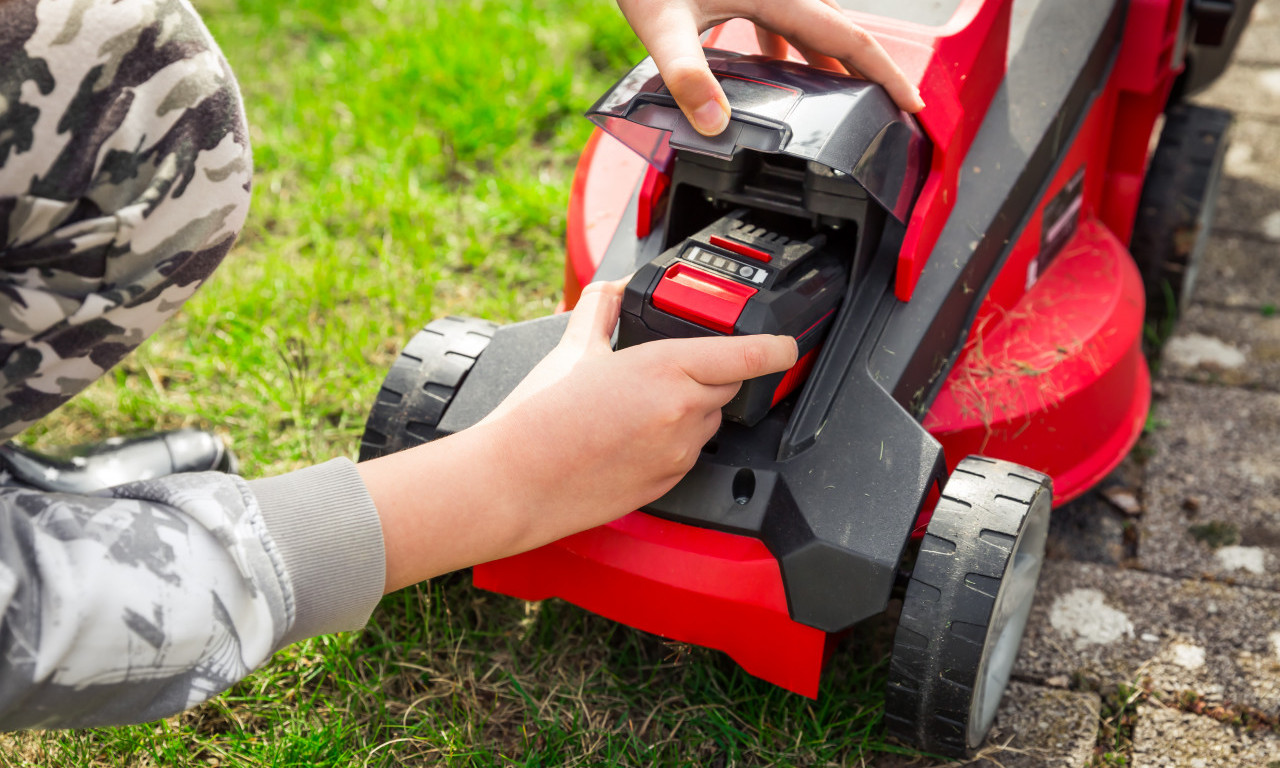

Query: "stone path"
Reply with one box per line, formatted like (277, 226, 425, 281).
(874, 4, 1280, 765)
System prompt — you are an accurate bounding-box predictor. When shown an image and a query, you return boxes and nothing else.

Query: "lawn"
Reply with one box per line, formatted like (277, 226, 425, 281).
(4, 0, 919, 764)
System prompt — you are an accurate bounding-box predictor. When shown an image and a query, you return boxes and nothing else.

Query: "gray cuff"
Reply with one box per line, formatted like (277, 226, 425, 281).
(249, 458, 385, 646)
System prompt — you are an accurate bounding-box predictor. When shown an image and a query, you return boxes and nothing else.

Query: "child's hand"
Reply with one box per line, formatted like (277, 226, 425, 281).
(614, 0, 925, 137)
(483, 278, 797, 516)
(364, 279, 797, 591)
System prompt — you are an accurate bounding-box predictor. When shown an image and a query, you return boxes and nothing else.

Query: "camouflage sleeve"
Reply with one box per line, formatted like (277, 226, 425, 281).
(0, 0, 389, 728)
(0, 459, 385, 729)
(0, 473, 290, 729)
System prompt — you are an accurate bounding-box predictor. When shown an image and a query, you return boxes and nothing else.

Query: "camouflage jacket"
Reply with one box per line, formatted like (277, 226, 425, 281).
(0, 0, 386, 728)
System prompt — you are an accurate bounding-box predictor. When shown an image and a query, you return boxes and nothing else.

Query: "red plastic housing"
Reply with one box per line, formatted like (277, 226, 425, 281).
(481, 0, 1181, 699)
(651, 263, 757, 334)
(706, 2, 1014, 302)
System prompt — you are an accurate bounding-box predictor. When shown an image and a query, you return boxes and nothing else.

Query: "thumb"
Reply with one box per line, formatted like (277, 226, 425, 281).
(660, 54, 732, 137)
(618, 5, 731, 137)
(559, 278, 626, 353)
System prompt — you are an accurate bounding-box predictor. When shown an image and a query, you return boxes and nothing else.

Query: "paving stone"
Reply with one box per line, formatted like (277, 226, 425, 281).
(1130, 705, 1280, 767)
(973, 682, 1101, 768)
(1139, 382, 1280, 590)
(870, 682, 1100, 768)
(1015, 561, 1280, 713)
(1047, 491, 1131, 565)
(1222, 116, 1280, 188)
(1160, 305, 1280, 389)
(1237, 0, 1280, 65)
(1046, 462, 1141, 566)
(1194, 61, 1280, 120)
(1193, 233, 1280, 309)
(1213, 117, 1280, 238)
(1215, 174, 1280, 241)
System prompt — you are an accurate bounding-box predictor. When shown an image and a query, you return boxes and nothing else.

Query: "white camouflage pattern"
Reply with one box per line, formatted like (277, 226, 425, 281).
(0, 0, 300, 729)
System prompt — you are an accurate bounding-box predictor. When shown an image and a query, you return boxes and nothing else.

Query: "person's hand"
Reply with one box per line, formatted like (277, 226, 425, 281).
(614, 0, 925, 137)
(363, 279, 798, 591)
(482, 278, 796, 510)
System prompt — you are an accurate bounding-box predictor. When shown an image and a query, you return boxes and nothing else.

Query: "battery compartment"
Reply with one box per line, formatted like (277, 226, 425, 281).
(662, 149, 890, 295)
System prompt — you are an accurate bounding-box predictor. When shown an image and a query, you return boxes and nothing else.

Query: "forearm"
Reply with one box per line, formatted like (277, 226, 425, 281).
(361, 421, 577, 593)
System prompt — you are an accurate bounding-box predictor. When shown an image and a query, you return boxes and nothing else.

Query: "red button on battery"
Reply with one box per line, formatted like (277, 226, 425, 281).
(709, 235, 772, 263)
(652, 263, 757, 334)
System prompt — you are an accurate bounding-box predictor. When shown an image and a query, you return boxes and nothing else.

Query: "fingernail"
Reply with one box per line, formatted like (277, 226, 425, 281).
(691, 99, 730, 136)
(910, 87, 926, 111)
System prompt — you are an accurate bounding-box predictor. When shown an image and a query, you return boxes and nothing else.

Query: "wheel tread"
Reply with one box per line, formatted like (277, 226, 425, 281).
(920, 533, 958, 555)
(358, 316, 497, 461)
(1130, 102, 1232, 331)
(978, 529, 1017, 551)
(884, 456, 1052, 758)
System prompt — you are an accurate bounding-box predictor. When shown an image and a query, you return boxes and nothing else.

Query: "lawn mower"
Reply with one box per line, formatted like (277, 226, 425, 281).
(358, 0, 1249, 756)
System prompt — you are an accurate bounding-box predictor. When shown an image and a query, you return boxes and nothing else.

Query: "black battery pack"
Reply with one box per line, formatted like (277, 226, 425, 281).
(618, 209, 848, 426)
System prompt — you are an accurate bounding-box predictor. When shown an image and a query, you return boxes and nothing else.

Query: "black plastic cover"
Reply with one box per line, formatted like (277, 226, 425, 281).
(587, 50, 929, 224)
(1177, 0, 1258, 98)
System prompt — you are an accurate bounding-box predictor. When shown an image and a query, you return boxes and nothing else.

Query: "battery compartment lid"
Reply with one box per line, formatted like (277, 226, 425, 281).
(586, 50, 929, 223)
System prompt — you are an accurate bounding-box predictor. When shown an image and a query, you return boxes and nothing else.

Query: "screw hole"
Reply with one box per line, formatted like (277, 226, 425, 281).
(732, 468, 755, 506)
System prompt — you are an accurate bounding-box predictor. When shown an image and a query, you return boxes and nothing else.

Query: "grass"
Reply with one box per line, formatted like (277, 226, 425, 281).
(1091, 681, 1143, 767)
(6, 0, 917, 764)
(9, 576, 914, 765)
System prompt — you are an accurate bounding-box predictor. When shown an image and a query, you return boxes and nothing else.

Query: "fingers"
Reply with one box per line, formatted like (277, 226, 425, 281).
(756, 26, 848, 75)
(617, 0, 924, 139)
(755, 27, 789, 60)
(792, 0, 857, 75)
(752, 3, 924, 112)
(616, 2, 731, 136)
(560, 279, 627, 353)
(659, 333, 799, 387)
(797, 47, 851, 76)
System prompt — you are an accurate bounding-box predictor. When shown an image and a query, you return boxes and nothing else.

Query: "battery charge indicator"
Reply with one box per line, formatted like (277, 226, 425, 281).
(684, 246, 769, 284)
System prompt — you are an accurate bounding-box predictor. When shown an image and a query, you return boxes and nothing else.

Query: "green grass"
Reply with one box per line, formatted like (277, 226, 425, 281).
(8, 575, 913, 765)
(5, 0, 917, 764)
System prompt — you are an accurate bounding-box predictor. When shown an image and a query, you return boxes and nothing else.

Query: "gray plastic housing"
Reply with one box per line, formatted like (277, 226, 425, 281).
(587, 50, 929, 224)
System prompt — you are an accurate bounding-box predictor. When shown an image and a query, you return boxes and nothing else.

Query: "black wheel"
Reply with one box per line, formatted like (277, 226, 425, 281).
(884, 456, 1052, 758)
(1130, 102, 1231, 334)
(359, 316, 497, 461)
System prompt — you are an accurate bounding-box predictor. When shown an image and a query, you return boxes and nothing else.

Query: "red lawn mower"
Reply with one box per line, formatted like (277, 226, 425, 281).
(360, 0, 1250, 756)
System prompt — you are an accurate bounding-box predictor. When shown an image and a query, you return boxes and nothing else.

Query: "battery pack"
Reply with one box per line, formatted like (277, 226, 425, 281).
(618, 209, 848, 426)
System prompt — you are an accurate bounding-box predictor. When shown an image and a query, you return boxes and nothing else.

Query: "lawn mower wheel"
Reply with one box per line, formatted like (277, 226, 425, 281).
(359, 316, 496, 461)
(1130, 102, 1232, 335)
(883, 456, 1053, 758)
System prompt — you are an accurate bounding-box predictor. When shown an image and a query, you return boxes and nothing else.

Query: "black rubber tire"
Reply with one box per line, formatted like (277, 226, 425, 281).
(358, 316, 497, 461)
(884, 456, 1053, 758)
(1130, 102, 1232, 334)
